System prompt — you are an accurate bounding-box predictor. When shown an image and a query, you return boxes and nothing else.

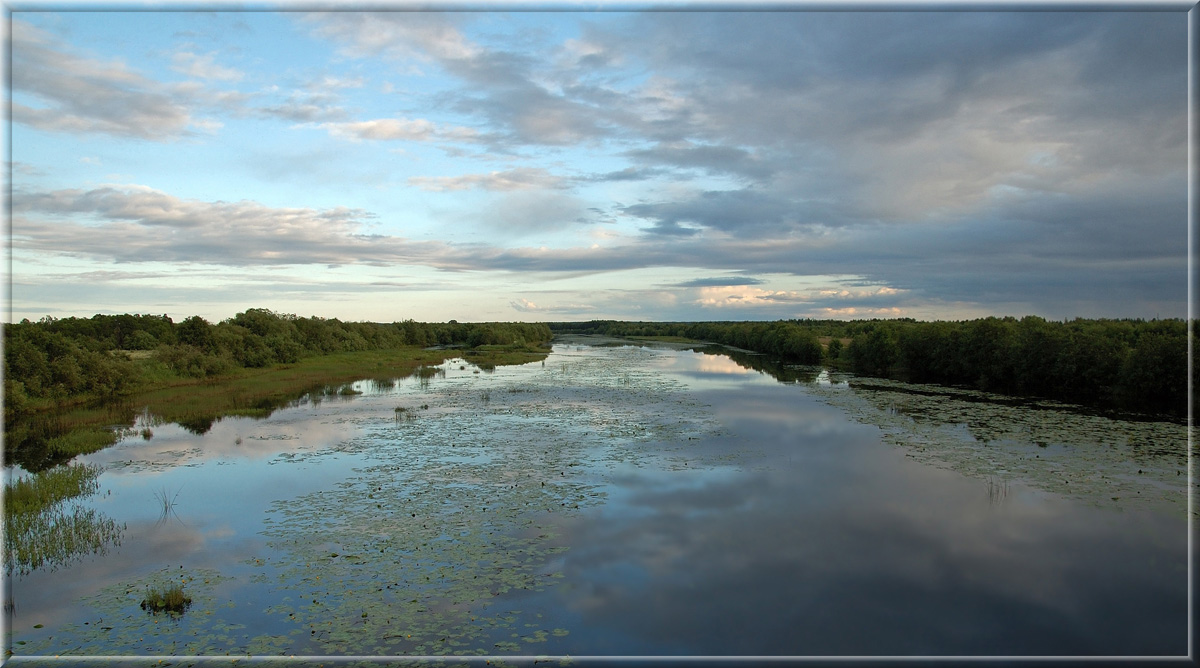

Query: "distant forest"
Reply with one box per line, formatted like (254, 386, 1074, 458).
(551, 317, 1190, 419)
(2, 310, 1189, 422)
(3, 309, 552, 422)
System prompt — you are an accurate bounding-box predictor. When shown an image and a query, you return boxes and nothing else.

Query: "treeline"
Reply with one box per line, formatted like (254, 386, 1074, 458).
(550, 317, 1189, 418)
(842, 316, 1188, 417)
(4, 309, 552, 419)
(552, 320, 826, 364)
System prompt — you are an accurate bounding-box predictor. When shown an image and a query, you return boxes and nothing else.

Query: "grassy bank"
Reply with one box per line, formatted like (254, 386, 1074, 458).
(5, 345, 550, 472)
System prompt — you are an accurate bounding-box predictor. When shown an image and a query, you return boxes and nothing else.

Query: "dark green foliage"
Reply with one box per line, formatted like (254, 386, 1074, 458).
(849, 328, 898, 377)
(157, 344, 230, 378)
(3, 323, 136, 411)
(4, 309, 554, 410)
(871, 316, 1188, 416)
(825, 338, 843, 363)
(551, 320, 824, 364)
(549, 317, 1189, 417)
(176, 315, 212, 349)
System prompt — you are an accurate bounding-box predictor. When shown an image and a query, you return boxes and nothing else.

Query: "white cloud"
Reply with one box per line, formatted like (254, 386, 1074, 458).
(409, 168, 563, 192)
(510, 298, 595, 314)
(310, 118, 479, 143)
(10, 185, 454, 267)
(10, 20, 193, 140)
(303, 12, 481, 63)
(171, 51, 244, 82)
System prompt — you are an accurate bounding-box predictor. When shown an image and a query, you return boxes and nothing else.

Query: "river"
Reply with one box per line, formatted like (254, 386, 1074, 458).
(4, 338, 1190, 662)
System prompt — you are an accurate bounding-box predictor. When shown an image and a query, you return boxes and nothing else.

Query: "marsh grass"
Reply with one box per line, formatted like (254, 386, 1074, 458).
(140, 583, 191, 616)
(4, 464, 122, 574)
(44, 428, 120, 458)
(6, 347, 549, 470)
(4, 463, 100, 516)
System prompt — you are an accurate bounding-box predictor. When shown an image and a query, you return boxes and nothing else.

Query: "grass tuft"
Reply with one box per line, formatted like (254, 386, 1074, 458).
(140, 583, 191, 616)
(153, 486, 182, 523)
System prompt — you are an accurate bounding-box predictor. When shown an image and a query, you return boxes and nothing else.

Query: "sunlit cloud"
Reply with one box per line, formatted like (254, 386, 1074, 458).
(11, 185, 451, 267)
(409, 168, 563, 192)
(309, 117, 479, 143)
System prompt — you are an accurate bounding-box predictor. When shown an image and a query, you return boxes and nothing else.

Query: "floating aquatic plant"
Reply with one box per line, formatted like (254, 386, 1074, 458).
(806, 376, 1191, 515)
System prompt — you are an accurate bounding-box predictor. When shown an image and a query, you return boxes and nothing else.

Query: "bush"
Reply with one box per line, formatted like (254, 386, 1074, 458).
(124, 330, 158, 350)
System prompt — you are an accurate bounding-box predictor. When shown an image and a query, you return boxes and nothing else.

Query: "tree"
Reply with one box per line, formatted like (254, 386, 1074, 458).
(177, 316, 213, 349)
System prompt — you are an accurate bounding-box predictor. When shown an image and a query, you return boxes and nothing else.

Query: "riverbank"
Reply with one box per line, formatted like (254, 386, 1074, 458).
(4, 345, 550, 473)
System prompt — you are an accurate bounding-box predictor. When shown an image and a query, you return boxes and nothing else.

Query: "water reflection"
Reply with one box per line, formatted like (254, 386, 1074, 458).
(4, 342, 1188, 659)
(532, 386, 1187, 656)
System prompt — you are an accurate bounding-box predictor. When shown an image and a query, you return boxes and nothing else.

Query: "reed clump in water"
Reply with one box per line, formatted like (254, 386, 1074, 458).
(140, 583, 191, 616)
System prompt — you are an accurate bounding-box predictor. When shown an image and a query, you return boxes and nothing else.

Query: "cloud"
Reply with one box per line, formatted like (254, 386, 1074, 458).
(623, 142, 774, 181)
(485, 191, 593, 233)
(310, 118, 479, 143)
(10, 185, 454, 267)
(673, 277, 764, 288)
(622, 189, 810, 238)
(409, 168, 563, 192)
(303, 12, 480, 64)
(509, 298, 595, 314)
(304, 13, 615, 147)
(255, 93, 344, 122)
(692, 284, 907, 310)
(249, 75, 368, 123)
(171, 51, 244, 81)
(9, 20, 193, 140)
(308, 75, 365, 90)
(581, 167, 669, 183)
(585, 12, 1184, 223)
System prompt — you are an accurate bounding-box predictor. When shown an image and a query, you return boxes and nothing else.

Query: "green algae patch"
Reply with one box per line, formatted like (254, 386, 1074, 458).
(807, 376, 1192, 516)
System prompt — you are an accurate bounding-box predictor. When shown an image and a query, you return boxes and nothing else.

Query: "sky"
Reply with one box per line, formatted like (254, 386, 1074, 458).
(4, 6, 1191, 324)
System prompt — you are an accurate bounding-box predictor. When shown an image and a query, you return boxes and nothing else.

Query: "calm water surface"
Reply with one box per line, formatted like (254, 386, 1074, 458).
(4, 341, 1189, 661)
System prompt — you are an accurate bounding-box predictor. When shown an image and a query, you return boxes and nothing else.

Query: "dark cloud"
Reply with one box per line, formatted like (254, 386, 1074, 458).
(672, 277, 764, 288)
(623, 142, 774, 181)
(307, 13, 615, 148)
(622, 189, 808, 238)
(580, 167, 669, 183)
